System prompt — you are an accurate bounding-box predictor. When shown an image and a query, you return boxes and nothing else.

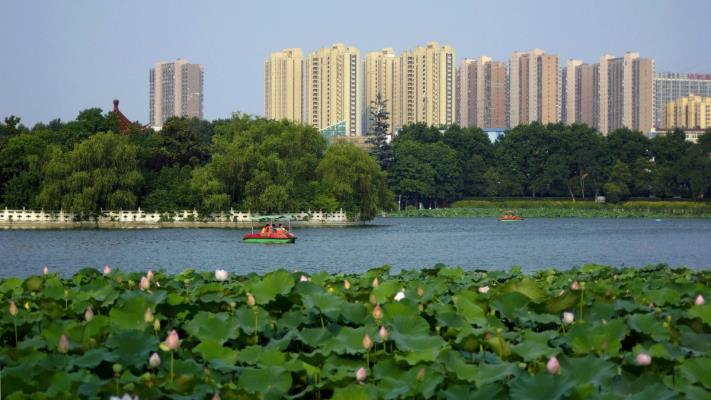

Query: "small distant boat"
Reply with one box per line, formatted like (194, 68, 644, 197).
(243, 215, 296, 244)
(497, 210, 524, 222)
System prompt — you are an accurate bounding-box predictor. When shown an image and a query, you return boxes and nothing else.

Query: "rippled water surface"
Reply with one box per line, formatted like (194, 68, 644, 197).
(1, 217, 710, 277)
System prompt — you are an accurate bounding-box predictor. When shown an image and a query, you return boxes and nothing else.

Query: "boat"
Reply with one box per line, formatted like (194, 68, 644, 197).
(242, 215, 296, 244)
(497, 210, 524, 221)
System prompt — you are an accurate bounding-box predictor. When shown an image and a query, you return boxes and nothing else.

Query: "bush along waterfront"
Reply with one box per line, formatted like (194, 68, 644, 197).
(388, 199, 711, 218)
(1, 264, 710, 398)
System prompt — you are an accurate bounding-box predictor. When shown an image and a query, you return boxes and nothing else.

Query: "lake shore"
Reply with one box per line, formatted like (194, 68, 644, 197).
(0, 220, 364, 229)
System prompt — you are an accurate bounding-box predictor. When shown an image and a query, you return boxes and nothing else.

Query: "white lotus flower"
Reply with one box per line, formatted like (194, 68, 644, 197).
(215, 269, 229, 282)
(394, 290, 406, 302)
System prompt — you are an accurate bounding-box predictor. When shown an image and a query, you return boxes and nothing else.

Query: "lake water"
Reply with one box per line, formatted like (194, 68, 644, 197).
(1, 217, 710, 277)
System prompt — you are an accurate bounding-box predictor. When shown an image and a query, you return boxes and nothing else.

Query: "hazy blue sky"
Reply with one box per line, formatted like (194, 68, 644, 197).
(1, 0, 709, 126)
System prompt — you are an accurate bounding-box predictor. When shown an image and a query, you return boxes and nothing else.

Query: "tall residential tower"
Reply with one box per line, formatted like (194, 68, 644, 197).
(363, 48, 399, 134)
(149, 59, 203, 129)
(598, 52, 654, 134)
(561, 59, 597, 128)
(264, 48, 304, 123)
(457, 56, 507, 128)
(655, 73, 711, 128)
(509, 49, 559, 126)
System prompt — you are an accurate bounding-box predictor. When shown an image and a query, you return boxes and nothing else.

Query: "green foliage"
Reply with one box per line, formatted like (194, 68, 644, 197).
(0, 265, 708, 398)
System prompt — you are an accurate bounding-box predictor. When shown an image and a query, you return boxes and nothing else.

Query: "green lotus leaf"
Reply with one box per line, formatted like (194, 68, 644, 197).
(500, 277, 546, 302)
(73, 348, 117, 368)
(511, 331, 556, 361)
(627, 313, 670, 341)
(340, 302, 367, 324)
(194, 339, 239, 365)
(322, 355, 368, 382)
(678, 326, 711, 353)
(678, 357, 711, 389)
(185, 311, 239, 344)
(235, 305, 271, 334)
(46, 370, 86, 397)
(452, 292, 487, 326)
(441, 349, 478, 382)
(474, 362, 519, 387)
(0, 277, 23, 294)
(167, 292, 185, 306)
(247, 269, 295, 305)
(508, 371, 576, 400)
(277, 309, 308, 330)
(76, 373, 106, 397)
(688, 304, 711, 325)
(440, 383, 507, 400)
(237, 367, 292, 399)
(105, 330, 159, 367)
(382, 301, 420, 322)
(485, 334, 511, 359)
(42, 277, 65, 300)
(490, 292, 531, 319)
(560, 354, 617, 388)
(108, 292, 151, 331)
(297, 284, 346, 320)
(643, 288, 680, 306)
(299, 327, 333, 348)
(332, 384, 374, 400)
(565, 319, 628, 356)
(372, 279, 401, 303)
(390, 315, 445, 362)
(320, 326, 369, 355)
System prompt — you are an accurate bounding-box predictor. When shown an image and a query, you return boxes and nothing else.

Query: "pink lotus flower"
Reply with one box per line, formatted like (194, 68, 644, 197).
(43, 265, 49, 275)
(9, 301, 18, 317)
(85, 306, 94, 322)
(546, 356, 560, 374)
(211, 393, 221, 400)
(146, 270, 154, 281)
(139, 276, 150, 291)
(695, 294, 705, 305)
(144, 308, 154, 323)
(636, 352, 651, 366)
(571, 281, 580, 291)
(164, 330, 180, 351)
(59, 335, 69, 353)
(562, 311, 574, 324)
(215, 269, 228, 282)
(247, 293, 256, 307)
(103, 265, 112, 274)
(344, 279, 351, 289)
(372, 304, 383, 320)
(149, 352, 161, 368)
(362, 333, 373, 350)
(394, 290, 406, 302)
(299, 275, 309, 282)
(478, 286, 490, 294)
(379, 325, 389, 341)
(356, 367, 367, 382)
(372, 277, 379, 288)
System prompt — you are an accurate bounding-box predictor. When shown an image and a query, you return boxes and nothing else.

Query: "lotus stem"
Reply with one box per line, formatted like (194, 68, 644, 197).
(320, 314, 325, 329)
(579, 288, 585, 322)
(13, 318, 18, 347)
(170, 351, 174, 383)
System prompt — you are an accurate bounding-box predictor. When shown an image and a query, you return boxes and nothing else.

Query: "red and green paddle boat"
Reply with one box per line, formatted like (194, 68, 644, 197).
(242, 215, 296, 244)
(497, 210, 524, 222)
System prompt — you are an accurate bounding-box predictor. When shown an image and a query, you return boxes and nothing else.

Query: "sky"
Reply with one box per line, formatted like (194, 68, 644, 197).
(1, 0, 710, 127)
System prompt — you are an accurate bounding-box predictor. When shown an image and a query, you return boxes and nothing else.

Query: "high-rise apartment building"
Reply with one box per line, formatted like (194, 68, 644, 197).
(306, 43, 361, 136)
(149, 59, 203, 128)
(664, 94, 711, 129)
(655, 73, 711, 128)
(363, 48, 399, 134)
(509, 49, 559, 126)
(264, 48, 303, 123)
(395, 42, 456, 130)
(457, 56, 507, 128)
(561, 59, 597, 127)
(598, 52, 654, 134)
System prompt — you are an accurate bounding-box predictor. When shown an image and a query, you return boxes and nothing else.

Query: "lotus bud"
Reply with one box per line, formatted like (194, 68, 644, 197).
(417, 287, 424, 297)
(103, 265, 112, 274)
(344, 279, 351, 289)
(379, 325, 389, 341)
(9, 301, 18, 316)
(478, 286, 490, 294)
(372, 277, 379, 288)
(211, 393, 221, 400)
(247, 292, 256, 307)
(24, 302, 30, 311)
(149, 352, 161, 368)
(43, 265, 49, 275)
(546, 356, 560, 374)
(571, 281, 580, 291)
(154, 319, 161, 332)
(59, 334, 69, 354)
(636, 352, 651, 366)
(146, 270, 154, 281)
(144, 308, 154, 323)
(139, 276, 150, 291)
(372, 304, 383, 320)
(164, 329, 180, 351)
(562, 311, 574, 325)
(215, 269, 228, 282)
(394, 290, 406, 302)
(299, 275, 309, 282)
(695, 294, 705, 305)
(356, 367, 367, 382)
(362, 333, 373, 350)
(85, 306, 94, 322)
(416, 367, 426, 381)
(558, 289, 566, 297)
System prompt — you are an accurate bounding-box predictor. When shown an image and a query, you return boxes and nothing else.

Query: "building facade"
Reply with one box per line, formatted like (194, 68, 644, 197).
(561, 59, 597, 127)
(663, 94, 711, 129)
(654, 73, 711, 128)
(363, 48, 399, 134)
(509, 49, 559, 126)
(149, 59, 203, 129)
(395, 42, 456, 130)
(264, 48, 303, 123)
(598, 52, 654, 134)
(306, 43, 361, 136)
(457, 56, 507, 129)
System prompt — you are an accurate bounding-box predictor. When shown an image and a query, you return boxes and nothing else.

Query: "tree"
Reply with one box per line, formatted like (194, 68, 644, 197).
(604, 161, 632, 203)
(365, 93, 393, 170)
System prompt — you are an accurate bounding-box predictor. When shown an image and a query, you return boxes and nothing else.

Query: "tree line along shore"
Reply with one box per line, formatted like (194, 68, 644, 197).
(1, 107, 710, 222)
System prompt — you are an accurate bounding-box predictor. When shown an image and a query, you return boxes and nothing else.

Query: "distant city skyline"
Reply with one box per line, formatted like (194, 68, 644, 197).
(1, 0, 710, 126)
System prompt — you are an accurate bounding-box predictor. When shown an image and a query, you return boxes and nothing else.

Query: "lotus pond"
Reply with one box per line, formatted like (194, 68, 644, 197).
(1, 265, 710, 399)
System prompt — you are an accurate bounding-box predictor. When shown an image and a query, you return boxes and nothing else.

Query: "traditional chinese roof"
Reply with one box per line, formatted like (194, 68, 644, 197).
(113, 99, 147, 133)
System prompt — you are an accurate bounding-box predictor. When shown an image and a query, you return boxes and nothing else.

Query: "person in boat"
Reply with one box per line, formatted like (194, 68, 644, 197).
(261, 224, 272, 235)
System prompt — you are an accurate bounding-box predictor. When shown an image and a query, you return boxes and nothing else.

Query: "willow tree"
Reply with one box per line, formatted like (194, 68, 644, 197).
(36, 132, 143, 214)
